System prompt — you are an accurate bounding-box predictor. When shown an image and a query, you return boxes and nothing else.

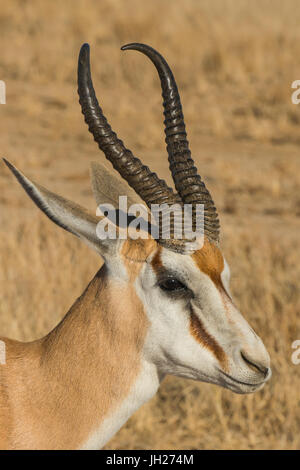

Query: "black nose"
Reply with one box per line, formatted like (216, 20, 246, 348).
(240, 351, 269, 378)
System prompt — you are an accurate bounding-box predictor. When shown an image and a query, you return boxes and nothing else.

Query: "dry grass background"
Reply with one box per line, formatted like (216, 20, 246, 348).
(0, 0, 299, 449)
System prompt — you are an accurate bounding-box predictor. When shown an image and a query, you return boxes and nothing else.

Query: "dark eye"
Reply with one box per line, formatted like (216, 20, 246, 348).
(159, 278, 187, 292)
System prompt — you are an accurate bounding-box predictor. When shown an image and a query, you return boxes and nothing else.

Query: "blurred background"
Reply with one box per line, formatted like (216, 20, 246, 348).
(0, 0, 299, 449)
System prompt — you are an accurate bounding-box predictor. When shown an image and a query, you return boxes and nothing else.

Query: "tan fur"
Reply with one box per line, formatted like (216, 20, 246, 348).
(150, 245, 163, 274)
(192, 239, 225, 292)
(121, 238, 157, 270)
(0, 261, 149, 449)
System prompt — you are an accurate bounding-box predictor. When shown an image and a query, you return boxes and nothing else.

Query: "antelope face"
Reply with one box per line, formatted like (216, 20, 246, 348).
(135, 240, 271, 394)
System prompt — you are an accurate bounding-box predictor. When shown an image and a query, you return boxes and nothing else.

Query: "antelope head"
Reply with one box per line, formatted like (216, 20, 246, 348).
(4, 43, 271, 395)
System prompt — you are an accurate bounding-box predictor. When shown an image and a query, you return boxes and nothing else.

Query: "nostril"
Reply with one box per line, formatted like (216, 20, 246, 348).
(240, 351, 269, 378)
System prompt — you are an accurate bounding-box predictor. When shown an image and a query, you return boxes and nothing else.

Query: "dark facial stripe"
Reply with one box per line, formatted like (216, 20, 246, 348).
(190, 305, 228, 371)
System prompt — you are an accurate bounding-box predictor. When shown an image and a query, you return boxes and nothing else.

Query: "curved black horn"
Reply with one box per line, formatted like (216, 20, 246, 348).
(121, 43, 220, 243)
(78, 43, 178, 209)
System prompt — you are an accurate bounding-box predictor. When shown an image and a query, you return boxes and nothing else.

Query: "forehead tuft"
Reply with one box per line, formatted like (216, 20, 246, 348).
(121, 238, 157, 263)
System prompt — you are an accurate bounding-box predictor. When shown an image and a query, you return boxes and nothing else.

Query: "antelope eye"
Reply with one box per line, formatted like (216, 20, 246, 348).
(159, 278, 187, 292)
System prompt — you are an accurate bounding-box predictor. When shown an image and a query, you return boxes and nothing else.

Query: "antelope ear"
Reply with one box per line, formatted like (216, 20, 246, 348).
(3, 159, 115, 255)
(90, 161, 150, 223)
(90, 161, 146, 207)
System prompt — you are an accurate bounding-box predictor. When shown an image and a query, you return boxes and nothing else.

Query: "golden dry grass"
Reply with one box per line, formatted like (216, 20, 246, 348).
(0, 0, 299, 449)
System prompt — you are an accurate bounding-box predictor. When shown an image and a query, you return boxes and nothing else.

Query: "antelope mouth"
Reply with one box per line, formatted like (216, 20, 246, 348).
(218, 369, 268, 388)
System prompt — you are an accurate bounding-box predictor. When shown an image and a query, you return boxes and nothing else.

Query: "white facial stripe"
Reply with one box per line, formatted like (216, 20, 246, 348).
(220, 258, 231, 297)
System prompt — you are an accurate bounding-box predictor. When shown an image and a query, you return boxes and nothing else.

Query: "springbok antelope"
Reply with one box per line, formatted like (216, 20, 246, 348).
(0, 43, 271, 450)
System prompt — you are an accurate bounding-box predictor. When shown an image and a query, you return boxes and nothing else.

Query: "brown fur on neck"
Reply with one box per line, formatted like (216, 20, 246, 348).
(0, 265, 149, 449)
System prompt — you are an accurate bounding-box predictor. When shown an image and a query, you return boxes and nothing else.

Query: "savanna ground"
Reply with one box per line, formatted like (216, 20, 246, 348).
(0, 0, 299, 449)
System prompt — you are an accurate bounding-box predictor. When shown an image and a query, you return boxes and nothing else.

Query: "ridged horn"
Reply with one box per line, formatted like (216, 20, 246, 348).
(121, 43, 220, 243)
(77, 43, 179, 209)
